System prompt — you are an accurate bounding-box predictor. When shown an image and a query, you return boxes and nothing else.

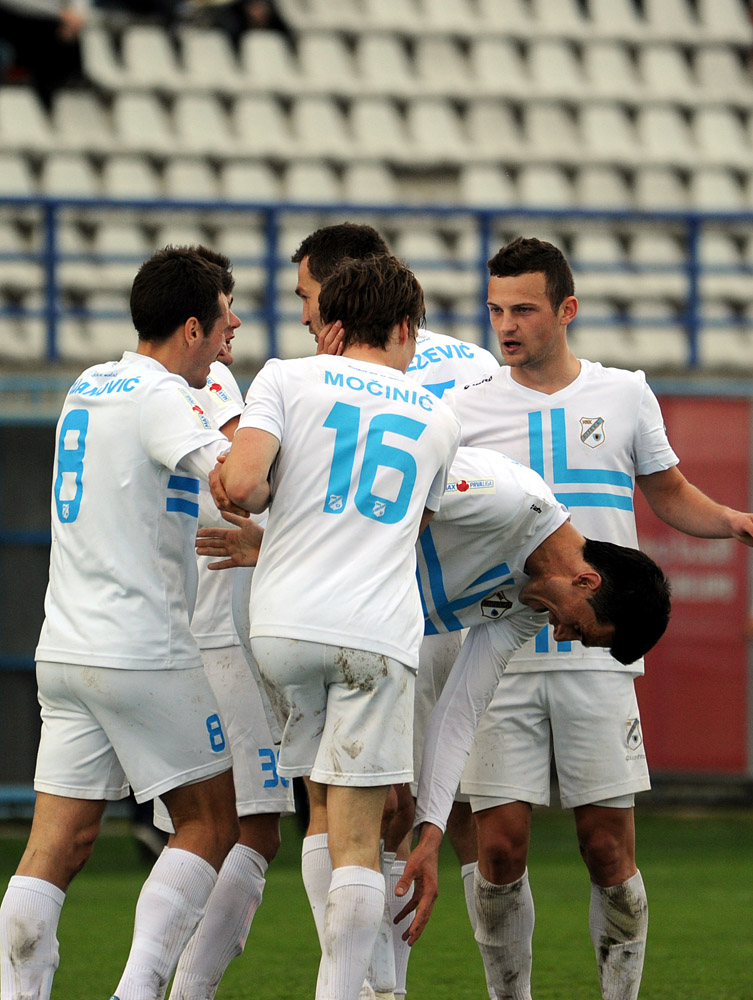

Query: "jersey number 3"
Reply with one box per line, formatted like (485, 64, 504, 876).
(322, 401, 426, 524)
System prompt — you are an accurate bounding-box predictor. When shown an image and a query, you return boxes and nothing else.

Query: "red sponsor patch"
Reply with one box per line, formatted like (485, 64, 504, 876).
(456, 480, 470, 492)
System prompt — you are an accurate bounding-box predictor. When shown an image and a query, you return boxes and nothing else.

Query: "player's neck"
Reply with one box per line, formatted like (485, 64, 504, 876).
(510, 350, 581, 395)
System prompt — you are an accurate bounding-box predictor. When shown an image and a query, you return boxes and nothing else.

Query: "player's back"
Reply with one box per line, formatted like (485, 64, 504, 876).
(406, 328, 499, 398)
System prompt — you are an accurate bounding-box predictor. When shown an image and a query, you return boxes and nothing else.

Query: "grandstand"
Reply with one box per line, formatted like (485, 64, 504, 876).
(1, 0, 753, 803)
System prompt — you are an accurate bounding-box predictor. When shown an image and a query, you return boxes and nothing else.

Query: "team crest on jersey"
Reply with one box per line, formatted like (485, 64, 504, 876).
(625, 718, 643, 750)
(445, 478, 497, 495)
(372, 500, 387, 518)
(481, 590, 513, 619)
(580, 416, 605, 448)
(326, 494, 344, 512)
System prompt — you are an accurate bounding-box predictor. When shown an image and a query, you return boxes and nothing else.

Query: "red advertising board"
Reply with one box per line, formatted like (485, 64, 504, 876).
(635, 395, 751, 774)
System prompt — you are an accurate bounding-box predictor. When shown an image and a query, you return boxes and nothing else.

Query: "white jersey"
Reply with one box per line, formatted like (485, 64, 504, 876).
(448, 359, 679, 674)
(405, 329, 499, 399)
(190, 361, 245, 649)
(418, 447, 569, 633)
(240, 354, 461, 670)
(36, 352, 229, 670)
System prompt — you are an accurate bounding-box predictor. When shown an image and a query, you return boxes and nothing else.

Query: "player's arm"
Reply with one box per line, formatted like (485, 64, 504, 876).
(196, 511, 263, 570)
(215, 427, 280, 513)
(637, 465, 753, 545)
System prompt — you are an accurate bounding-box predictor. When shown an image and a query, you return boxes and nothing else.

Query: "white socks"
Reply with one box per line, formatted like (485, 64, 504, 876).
(113, 848, 217, 1000)
(0, 875, 65, 1000)
(367, 848, 397, 997)
(302, 833, 333, 949)
(461, 863, 498, 1000)
(589, 870, 648, 1000)
(473, 867, 534, 1000)
(168, 844, 268, 1000)
(388, 859, 412, 998)
(316, 866, 385, 1000)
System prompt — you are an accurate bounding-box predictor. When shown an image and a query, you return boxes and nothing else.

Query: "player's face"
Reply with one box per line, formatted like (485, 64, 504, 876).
(189, 293, 240, 389)
(487, 272, 576, 372)
(519, 576, 615, 650)
(216, 296, 236, 366)
(295, 256, 324, 342)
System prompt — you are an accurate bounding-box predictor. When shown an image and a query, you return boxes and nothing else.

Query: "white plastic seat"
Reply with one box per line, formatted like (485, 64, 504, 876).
(91, 221, 152, 289)
(173, 94, 234, 158)
(569, 300, 635, 368)
(637, 45, 697, 104)
(587, 0, 646, 42)
(698, 231, 749, 300)
(289, 97, 354, 161)
(355, 35, 417, 99)
(121, 25, 184, 92)
(527, 39, 587, 100)
(212, 224, 268, 294)
(0, 292, 47, 361)
(283, 161, 341, 203)
(414, 37, 473, 99)
(524, 103, 579, 165)
(642, 0, 700, 43)
(468, 38, 531, 100)
(342, 163, 398, 204)
(570, 231, 634, 298)
(516, 165, 574, 207)
(54, 221, 95, 291)
(530, 0, 591, 39)
(0, 222, 43, 291)
(39, 153, 101, 199)
(689, 168, 744, 210)
(239, 31, 302, 96)
(350, 98, 410, 163)
(391, 228, 469, 297)
(297, 34, 358, 98)
(629, 232, 687, 298)
(457, 164, 517, 207)
(476, 0, 533, 39)
(179, 28, 244, 95)
(698, 302, 752, 370)
(0, 87, 54, 153)
(421, 0, 479, 36)
(627, 301, 689, 369)
(574, 166, 633, 209)
(306, 0, 364, 31)
(278, 320, 316, 359)
(635, 106, 696, 168)
(80, 27, 126, 92)
(218, 160, 280, 203)
(692, 107, 752, 169)
(465, 101, 525, 163)
(582, 41, 642, 102)
(633, 166, 689, 210)
(696, 0, 753, 44)
(360, 0, 422, 34)
(0, 152, 36, 196)
(80, 292, 135, 360)
(405, 98, 467, 165)
(232, 95, 296, 159)
(112, 93, 175, 156)
(101, 155, 162, 200)
(52, 91, 115, 154)
(695, 47, 753, 107)
(580, 104, 639, 166)
(163, 158, 220, 202)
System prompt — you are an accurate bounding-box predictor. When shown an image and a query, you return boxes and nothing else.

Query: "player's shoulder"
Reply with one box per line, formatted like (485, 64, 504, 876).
(579, 358, 648, 390)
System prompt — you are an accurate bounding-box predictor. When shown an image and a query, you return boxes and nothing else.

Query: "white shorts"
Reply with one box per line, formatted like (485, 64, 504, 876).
(154, 645, 295, 832)
(412, 631, 469, 801)
(34, 661, 233, 804)
(462, 670, 650, 811)
(251, 637, 415, 787)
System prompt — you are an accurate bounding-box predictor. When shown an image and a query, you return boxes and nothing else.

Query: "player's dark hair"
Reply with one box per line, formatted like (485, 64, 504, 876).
(487, 236, 575, 310)
(318, 254, 425, 349)
(291, 223, 390, 282)
(130, 245, 234, 343)
(583, 538, 672, 665)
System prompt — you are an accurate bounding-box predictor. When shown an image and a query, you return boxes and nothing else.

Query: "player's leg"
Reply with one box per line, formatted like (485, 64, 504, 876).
(0, 792, 107, 1000)
(166, 643, 295, 999)
(462, 670, 552, 1000)
(551, 671, 650, 1000)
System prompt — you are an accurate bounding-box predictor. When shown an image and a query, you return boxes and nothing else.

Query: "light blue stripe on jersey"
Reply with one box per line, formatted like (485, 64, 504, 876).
(166, 474, 200, 518)
(418, 526, 459, 632)
(535, 626, 571, 654)
(550, 409, 632, 487)
(528, 411, 545, 478)
(554, 491, 634, 511)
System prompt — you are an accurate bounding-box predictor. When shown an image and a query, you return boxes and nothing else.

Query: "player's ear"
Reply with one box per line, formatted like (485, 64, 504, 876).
(574, 569, 601, 591)
(183, 316, 201, 345)
(560, 295, 578, 326)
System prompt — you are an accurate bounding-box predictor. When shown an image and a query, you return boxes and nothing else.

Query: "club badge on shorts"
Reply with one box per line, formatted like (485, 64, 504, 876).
(625, 718, 643, 750)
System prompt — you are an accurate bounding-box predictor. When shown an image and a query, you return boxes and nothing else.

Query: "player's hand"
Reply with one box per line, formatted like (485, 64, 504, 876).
(196, 512, 263, 569)
(209, 455, 248, 516)
(393, 824, 442, 945)
(316, 320, 344, 356)
(727, 509, 753, 547)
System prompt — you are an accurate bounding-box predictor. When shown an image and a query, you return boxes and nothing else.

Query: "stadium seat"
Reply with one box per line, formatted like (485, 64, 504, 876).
(360, 0, 423, 34)
(635, 105, 697, 168)
(633, 166, 690, 210)
(121, 24, 184, 92)
(0, 152, 37, 196)
(112, 93, 175, 157)
(529, 0, 591, 40)
(0, 291, 47, 361)
(457, 164, 517, 207)
(570, 231, 634, 299)
(527, 39, 587, 101)
(421, 0, 479, 37)
(692, 108, 753, 170)
(629, 231, 688, 298)
(468, 38, 531, 101)
(218, 160, 281, 203)
(476, 0, 532, 39)
(80, 27, 126, 92)
(282, 161, 341, 203)
(580, 103, 639, 166)
(90, 221, 153, 290)
(698, 231, 750, 301)
(465, 100, 525, 164)
(163, 158, 220, 202)
(212, 224, 269, 295)
(101, 155, 162, 200)
(297, 34, 359, 98)
(627, 301, 690, 369)
(355, 35, 418, 99)
(0, 221, 43, 292)
(349, 97, 410, 164)
(239, 31, 302, 96)
(694, 46, 753, 108)
(524, 102, 580, 165)
(404, 98, 468, 166)
(39, 153, 101, 198)
(696, 0, 753, 44)
(306, 0, 364, 31)
(587, 0, 647, 42)
(642, 0, 700, 44)
(0, 87, 55, 154)
(179, 28, 244, 95)
(517, 165, 575, 207)
(391, 228, 472, 298)
(414, 37, 474, 99)
(52, 91, 115, 155)
(173, 95, 235, 158)
(689, 167, 744, 210)
(697, 302, 753, 370)
(80, 291, 136, 359)
(582, 41, 643, 103)
(573, 165, 634, 210)
(289, 97, 355, 162)
(637, 45, 698, 105)
(54, 221, 95, 292)
(232, 96, 296, 159)
(342, 163, 399, 204)
(569, 300, 635, 368)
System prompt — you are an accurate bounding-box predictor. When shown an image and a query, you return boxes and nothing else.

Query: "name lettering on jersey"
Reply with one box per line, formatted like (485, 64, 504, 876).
(407, 342, 477, 371)
(444, 478, 497, 495)
(177, 386, 213, 429)
(580, 416, 605, 448)
(324, 370, 436, 412)
(68, 376, 141, 397)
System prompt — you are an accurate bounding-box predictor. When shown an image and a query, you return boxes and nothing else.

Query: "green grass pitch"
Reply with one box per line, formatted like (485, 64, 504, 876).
(1, 807, 752, 999)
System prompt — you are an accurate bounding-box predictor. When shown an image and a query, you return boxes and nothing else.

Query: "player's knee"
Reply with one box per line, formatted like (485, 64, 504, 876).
(477, 824, 528, 883)
(578, 826, 628, 884)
